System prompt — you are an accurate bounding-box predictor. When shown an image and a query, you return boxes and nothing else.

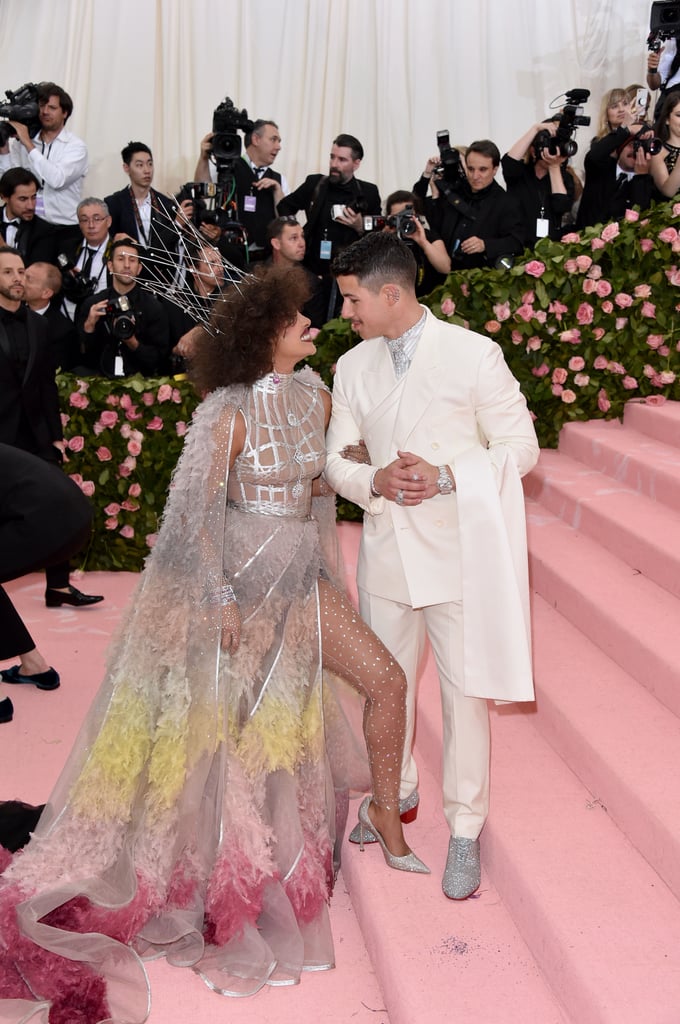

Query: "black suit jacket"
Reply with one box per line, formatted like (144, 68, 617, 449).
(577, 130, 655, 229)
(104, 187, 180, 282)
(0, 308, 62, 460)
(0, 213, 57, 266)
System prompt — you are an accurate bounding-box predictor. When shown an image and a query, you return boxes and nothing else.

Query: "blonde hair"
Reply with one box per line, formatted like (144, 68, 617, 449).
(596, 88, 626, 138)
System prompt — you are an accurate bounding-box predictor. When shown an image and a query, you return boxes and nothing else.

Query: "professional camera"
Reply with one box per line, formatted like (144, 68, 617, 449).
(386, 204, 418, 240)
(650, 0, 680, 42)
(363, 215, 387, 232)
(211, 96, 254, 167)
(534, 88, 591, 158)
(56, 253, 98, 304)
(0, 83, 40, 147)
(632, 127, 663, 155)
(434, 130, 467, 185)
(105, 295, 136, 342)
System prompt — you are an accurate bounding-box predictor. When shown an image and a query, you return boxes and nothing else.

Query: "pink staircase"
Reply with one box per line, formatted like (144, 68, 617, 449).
(341, 400, 680, 1024)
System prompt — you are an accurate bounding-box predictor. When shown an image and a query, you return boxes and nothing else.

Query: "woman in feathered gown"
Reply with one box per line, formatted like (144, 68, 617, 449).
(0, 265, 427, 1024)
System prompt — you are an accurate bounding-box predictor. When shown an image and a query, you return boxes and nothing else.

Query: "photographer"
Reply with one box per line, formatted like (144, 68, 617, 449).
(77, 237, 169, 378)
(414, 140, 523, 270)
(577, 122, 657, 229)
(58, 197, 111, 321)
(501, 122, 576, 247)
(277, 133, 381, 319)
(0, 82, 87, 243)
(383, 190, 450, 295)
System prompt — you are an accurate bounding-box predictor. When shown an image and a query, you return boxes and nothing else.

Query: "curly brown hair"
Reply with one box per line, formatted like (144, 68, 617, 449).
(188, 264, 311, 393)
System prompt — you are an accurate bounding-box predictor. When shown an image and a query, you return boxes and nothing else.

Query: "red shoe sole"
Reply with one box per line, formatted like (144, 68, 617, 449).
(400, 806, 418, 824)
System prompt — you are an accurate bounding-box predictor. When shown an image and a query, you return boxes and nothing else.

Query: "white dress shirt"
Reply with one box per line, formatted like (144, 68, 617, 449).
(0, 128, 88, 226)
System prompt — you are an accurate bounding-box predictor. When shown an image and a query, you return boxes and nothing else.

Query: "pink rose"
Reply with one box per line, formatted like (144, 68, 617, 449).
(561, 389, 577, 403)
(534, 310, 547, 324)
(624, 209, 640, 222)
(595, 280, 612, 298)
(171, 388, 182, 403)
(81, 480, 95, 497)
(60, 413, 70, 429)
(105, 517, 118, 530)
(119, 394, 132, 410)
(121, 500, 139, 512)
(127, 440, 142, 456)
(559, 329, 581, 344)
(460, 283, 469, 297)
(564, 258, 578, 274)
(532, 363, 550, 377)
(634, 284, 652, 299)
(576, 302, 594, 325)
(120, 525, 135, 539)
(485, 320, 501, 334)
(569, 356, 585, 371)
(440, 298, 456, 316)
(147, 416, 163, 431)
(586, 264, 603, 280)
(552, 384, 564, 396)
(68, 473, 83, 487)
(493, 301, 511, 322)
(601, 222, 620, 243)
(644, 364, 656, 378)
(525, 260, 545, 278)
(142, 392, 155, 406)
(521, 291, 535, 304)
(96, 446, 112, 462)
(104, 502, 121, 515)
(122, 455, 137, 471)
(561, 232, 580, 244)
(640, 238, 654, 253)
(145, 533, 158, 548)
(593, 328, 605, 340)
(593, 356, 608, 370)
(99, 410, 118, 428)
(69, 392, 89, 409)
(608, 361, 626, 375)
(646, 335, 664, 350)
(552, 367, 568, 385)
(674, 204, 680, 217)
(622, 376, 638, 390)
(615, 318, 628, 330)
(131, 429, 143, 443)
(582, 278, 598, 295)
(641, 302, 656, 318)
(120, 423, 132, 438)
(615, 292, 633, 308)
(176, 421, 187, 437)
(125, 405, 142, 421)
(68, 435, 85, 452)
(515, 303, 534, 322)
(591, 238, 605, 251)
(645, 395, 667, 406)
(575, 254, 592, 272)
(105, 394, 120, 406)
(526, 336, 542, 352)
(118, 463, 132, 478)
(548, 300, 568, 317)
(574, 373, 590, 387)
(597, 389, 611, 412)
(659, 227, 679, 244)
(157, 384, 173, 402)
(76, 379, 89, 393)
(659, 345, 670, 356)
(660, 370, 676, 385)
(601, 300, 614, 314)
(93, 422, 104, 437)
(128, 482, 141, 498)
(511, 330, 523, 345)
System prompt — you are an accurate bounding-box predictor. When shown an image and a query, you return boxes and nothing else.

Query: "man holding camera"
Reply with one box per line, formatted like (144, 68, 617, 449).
(277, 134, 381, 320)
(194, 119, 286, 264)
(577, 122, 657, 229)
(413, 140, 523, 270)
(501, 122, 576, 248)
(383, 190, 451, 295)
(77, 237, 168, 378)
(0, 83, 87, 245)
(57, 197, 112, 322)
(0, 169, 56, 266)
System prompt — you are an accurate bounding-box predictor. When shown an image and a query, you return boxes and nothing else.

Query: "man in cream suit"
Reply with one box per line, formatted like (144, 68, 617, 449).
(324, 233, 539, 899)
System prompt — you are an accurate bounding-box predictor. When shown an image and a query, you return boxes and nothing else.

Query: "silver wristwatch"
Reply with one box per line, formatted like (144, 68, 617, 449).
(437, 465, 454, 494)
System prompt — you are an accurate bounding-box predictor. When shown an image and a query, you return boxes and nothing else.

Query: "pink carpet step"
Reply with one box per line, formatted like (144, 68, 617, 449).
(524, 449, 680, 599)
(525, 497, 680, 719)
(623, 399, 680, 448)
(558, 419, 680, 510)
(530, 592, 680, 902)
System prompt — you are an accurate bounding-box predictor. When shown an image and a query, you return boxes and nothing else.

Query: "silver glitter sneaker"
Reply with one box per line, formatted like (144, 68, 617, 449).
(348, 788, 419, 845)
(357, 797, 430, 874)
(442, 836, 481, 899)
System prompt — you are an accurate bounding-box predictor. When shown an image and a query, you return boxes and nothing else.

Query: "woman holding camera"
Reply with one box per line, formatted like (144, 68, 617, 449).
(502, 121, 576, 247)
(383, 189, 450, 294)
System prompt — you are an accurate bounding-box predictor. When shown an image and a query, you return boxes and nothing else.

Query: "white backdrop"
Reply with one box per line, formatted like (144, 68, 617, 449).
(0, 0, 655, 204)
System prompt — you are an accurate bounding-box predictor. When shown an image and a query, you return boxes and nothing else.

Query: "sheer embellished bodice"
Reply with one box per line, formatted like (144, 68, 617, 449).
(227, 372, 326, 519)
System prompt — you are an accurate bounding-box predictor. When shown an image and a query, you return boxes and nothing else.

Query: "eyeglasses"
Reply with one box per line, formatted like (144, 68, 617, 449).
(78, 215, 108, 224)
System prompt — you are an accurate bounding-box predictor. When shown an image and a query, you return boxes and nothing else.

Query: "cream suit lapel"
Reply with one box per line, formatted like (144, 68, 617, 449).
(360, 338, 404, 437)
(389, 310, 441, 451)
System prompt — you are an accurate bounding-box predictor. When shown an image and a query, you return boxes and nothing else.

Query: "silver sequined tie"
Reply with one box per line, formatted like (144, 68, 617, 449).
(387, 337, 409, 378)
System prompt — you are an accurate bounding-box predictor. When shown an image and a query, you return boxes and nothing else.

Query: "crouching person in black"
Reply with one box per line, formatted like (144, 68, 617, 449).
(77, 236, 169, 377)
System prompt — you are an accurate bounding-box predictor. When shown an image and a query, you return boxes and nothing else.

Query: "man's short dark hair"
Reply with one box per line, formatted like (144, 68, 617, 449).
(0, 244, 22, 260)
(121, 141, 152, 165)
(245, 120, 279, 149)
(384, 190, 423, 216)
(266, 216, 300, 243)
(108, 237, 141, 259)
(0, 168, 41, 198)
(466, 139, 501, 167)
(331, 232, 417, 291)
(333, 134, 364, 161)
(37, 82, 73, 122)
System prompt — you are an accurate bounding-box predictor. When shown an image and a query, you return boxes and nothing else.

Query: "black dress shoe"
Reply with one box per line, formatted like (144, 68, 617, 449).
(45, 585, 104, 608)
(0, 697, 14, 723)
(0, 665, 60, 690)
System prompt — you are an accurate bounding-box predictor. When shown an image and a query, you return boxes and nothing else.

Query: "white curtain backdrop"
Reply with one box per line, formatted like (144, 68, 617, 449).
(0, 0, 654, 205)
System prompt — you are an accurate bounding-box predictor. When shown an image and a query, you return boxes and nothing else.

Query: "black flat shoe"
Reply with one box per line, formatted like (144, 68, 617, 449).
(45, 585, 104, 608)
(0, 697, 13, 723)
(0, 665, 60, 690)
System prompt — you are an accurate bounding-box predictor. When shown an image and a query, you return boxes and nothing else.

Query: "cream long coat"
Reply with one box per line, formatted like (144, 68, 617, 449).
(324, 308, 539, 702)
